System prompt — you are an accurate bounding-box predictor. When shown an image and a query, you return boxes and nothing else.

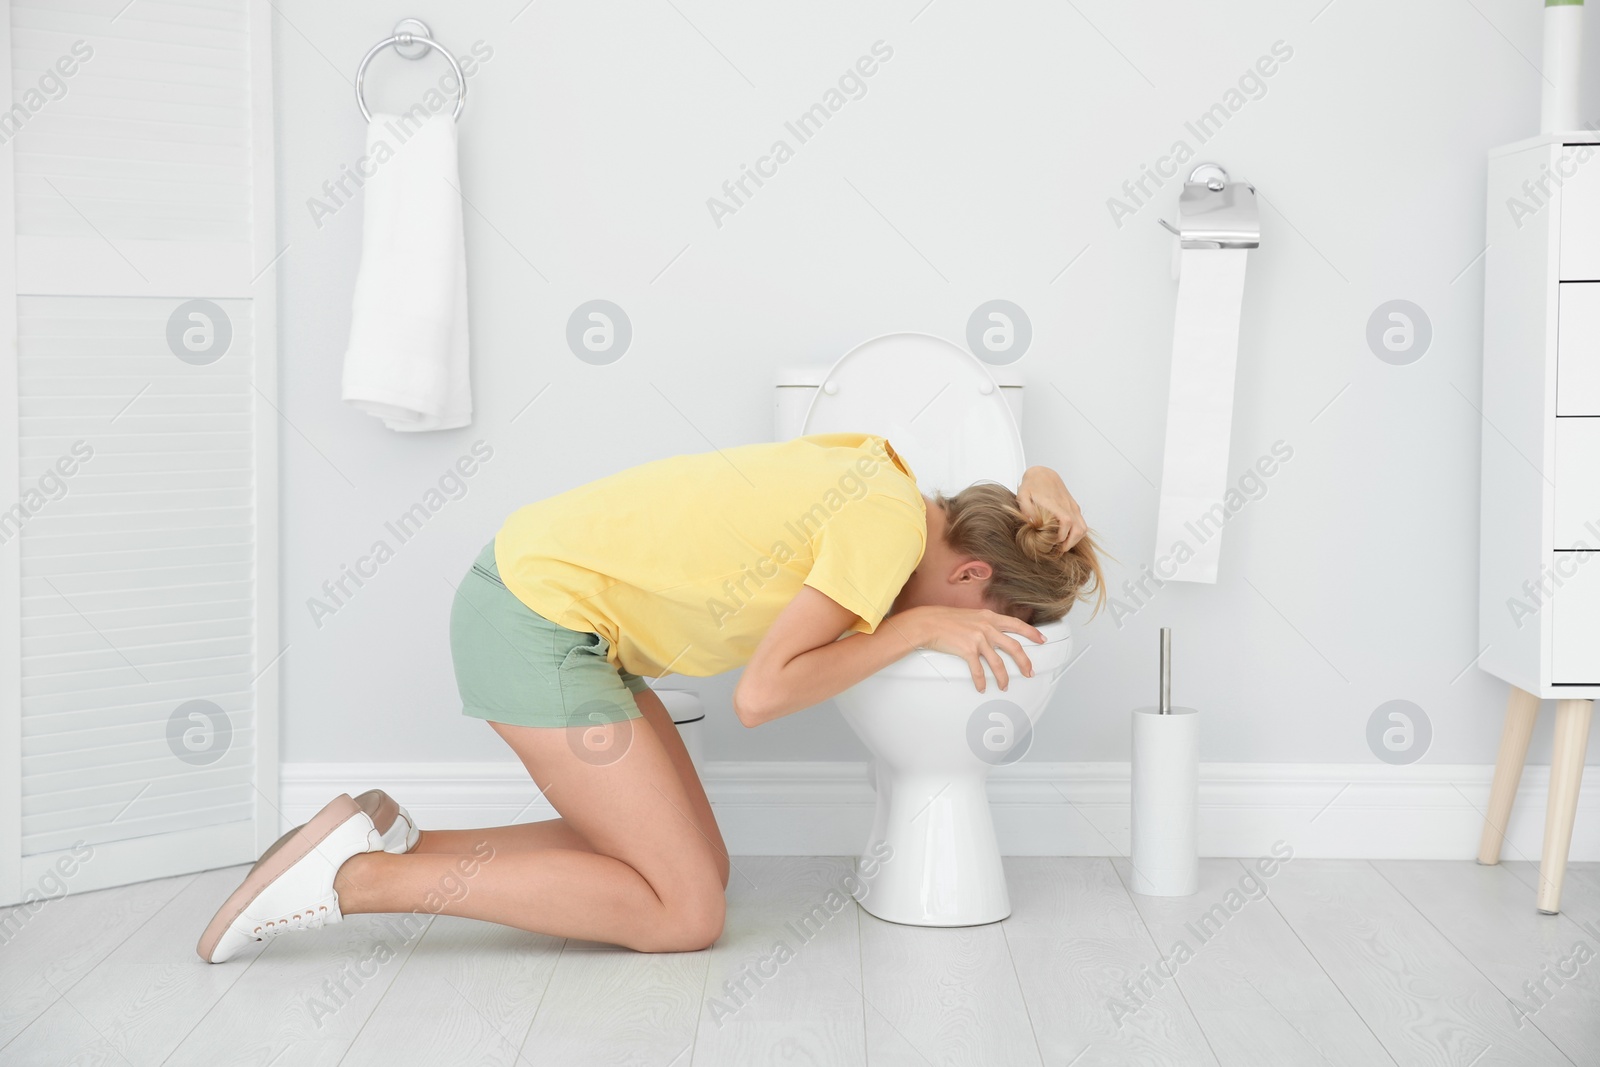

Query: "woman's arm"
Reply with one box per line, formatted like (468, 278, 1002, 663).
(731, 587, 1045, 727)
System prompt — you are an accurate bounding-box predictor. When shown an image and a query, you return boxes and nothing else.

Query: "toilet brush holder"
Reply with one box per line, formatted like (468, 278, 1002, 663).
(1129, 628, 1199, 896)
(1130, 705, 1199, 895)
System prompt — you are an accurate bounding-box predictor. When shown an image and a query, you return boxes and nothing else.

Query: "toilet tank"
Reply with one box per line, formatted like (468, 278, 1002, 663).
(774, 362, 1024, 441)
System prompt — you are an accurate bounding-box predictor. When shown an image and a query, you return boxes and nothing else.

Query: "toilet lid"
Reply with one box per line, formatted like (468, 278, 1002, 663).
(801, 333, 1025, 493)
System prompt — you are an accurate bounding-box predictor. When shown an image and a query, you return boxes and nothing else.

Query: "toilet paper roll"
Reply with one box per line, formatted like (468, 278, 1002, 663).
(1153, 247, 1250, 584)
(1130, 705, 1199, 896)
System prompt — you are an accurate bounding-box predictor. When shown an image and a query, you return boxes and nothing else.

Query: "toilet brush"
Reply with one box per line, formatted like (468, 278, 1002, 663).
(1129, 627, 1200, 896)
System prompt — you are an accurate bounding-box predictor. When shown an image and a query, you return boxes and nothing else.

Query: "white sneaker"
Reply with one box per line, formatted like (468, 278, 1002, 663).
(354, 789, 421, 854)
(197, 793, 384, 964)
(245, 788, 420, 875)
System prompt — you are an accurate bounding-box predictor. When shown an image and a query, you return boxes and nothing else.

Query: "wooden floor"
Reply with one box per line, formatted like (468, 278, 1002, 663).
(1, 857, 1597, 1066)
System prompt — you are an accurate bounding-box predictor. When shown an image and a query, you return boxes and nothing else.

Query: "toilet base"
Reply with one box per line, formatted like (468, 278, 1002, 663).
(851, 770, 1013, 927)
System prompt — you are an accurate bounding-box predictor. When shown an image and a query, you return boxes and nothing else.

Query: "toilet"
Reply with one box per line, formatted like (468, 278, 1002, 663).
(775, 333, 1077, 927)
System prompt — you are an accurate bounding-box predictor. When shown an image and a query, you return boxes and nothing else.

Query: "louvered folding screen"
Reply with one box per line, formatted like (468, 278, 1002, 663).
(0, 0, 277, 904)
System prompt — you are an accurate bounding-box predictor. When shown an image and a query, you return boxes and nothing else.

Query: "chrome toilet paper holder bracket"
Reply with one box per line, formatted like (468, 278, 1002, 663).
(1158, 163, 1259, 250)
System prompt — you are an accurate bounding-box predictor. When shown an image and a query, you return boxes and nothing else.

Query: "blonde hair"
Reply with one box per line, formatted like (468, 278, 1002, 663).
(933, 482, 1106, 625)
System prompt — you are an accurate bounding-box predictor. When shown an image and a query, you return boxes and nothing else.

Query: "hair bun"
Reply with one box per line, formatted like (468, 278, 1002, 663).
(1016, 517, 1065, 561)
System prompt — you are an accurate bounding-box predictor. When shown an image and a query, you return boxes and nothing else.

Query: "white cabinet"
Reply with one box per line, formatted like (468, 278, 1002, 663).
(1480, 136, 1598, 917)
(1479, 136, 1600, 699)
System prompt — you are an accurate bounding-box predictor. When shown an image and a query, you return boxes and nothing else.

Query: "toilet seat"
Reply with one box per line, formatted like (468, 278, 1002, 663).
(800, 332, 1026, 493)
(870, 617, 1074, 679)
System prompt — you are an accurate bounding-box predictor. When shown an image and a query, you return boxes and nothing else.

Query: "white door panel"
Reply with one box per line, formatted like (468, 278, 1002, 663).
(0, 0, 277, 905)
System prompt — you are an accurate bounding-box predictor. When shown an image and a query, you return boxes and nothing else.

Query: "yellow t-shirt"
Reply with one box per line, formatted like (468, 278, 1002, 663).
(494, 433, 927, 678)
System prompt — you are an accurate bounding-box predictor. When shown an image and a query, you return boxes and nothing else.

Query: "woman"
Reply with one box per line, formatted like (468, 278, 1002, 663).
(199, 433, 1103, 963)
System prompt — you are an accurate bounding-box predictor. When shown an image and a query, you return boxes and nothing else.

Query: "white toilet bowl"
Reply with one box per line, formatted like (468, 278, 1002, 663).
(780, 332, 1075, 927)
(836, 619, 1074, 926)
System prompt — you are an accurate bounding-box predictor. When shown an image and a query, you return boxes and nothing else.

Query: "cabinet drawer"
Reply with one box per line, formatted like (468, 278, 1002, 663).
(1552, 551, 1600, 683)
(1560, 144, 1600, 280)
(1555, 418, 1600, 547)
(1558, 283, 1600, 414)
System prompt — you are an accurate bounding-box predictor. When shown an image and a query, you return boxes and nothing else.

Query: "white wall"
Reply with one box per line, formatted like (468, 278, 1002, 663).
(272, 0, 1587, 770)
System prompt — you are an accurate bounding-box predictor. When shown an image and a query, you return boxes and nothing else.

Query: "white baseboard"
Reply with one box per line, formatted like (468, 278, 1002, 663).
(279, 761, 1600, 861)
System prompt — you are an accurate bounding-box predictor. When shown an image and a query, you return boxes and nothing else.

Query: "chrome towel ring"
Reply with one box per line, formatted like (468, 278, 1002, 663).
(354, 18, 465, 123)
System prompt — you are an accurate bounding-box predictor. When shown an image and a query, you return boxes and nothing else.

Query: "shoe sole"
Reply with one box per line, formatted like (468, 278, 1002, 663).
(196, 793, 362, 963)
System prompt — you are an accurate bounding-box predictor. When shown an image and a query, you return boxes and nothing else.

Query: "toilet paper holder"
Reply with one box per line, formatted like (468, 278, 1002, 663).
(1158, 163, 1259, 250)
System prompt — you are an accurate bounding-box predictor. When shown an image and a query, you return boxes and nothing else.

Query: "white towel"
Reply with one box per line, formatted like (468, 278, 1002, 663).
(341, 111, 471, 432)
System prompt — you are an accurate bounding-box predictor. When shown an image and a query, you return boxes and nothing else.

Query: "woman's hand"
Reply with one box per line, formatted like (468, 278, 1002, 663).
(900, 605, 1046, 692)
(1018, 466, 1086, 549)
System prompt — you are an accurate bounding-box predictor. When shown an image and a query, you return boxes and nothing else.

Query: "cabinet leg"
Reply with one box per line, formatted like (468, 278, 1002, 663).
(1478, 686, 1541, 865)
(1537, 699, 1594, 914)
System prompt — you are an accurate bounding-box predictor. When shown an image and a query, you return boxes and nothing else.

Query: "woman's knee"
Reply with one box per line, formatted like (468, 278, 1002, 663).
(637, 886, 725, 952)
(680, 893, 727, 951)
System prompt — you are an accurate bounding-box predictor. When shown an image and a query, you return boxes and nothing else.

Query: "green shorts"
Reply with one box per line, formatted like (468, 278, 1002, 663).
(450, 539, 649, 729)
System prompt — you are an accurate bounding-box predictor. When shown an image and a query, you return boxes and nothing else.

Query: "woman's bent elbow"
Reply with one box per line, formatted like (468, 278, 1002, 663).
(732, 682, 774, 728)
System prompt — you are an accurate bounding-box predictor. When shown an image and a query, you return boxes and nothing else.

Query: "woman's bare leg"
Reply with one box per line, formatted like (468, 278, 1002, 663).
(332, 699, 726, 952)
(631, 688, 729, 885)
(410, 819, 592, 855)
(401, 691, 730, 888)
